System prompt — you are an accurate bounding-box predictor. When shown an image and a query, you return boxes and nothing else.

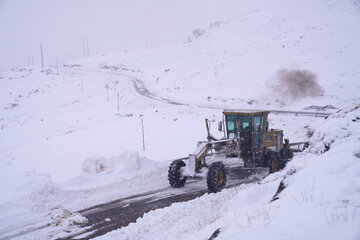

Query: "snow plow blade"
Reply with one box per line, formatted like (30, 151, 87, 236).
(226, 166, 268, 180)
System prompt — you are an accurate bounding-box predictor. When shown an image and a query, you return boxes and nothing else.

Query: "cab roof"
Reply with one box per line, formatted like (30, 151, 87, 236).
(223, 109, 270, 116)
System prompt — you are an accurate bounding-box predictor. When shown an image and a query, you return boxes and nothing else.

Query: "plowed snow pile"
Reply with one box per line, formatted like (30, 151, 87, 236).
(97, 105, 360, 239)
(0, 152, 167, 239)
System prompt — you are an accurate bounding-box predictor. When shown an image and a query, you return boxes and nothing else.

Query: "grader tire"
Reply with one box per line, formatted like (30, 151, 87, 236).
(269, 157, 279, 173)
(279, 148, 293, 169)
(168, 160, 187, 188)
(207, 162, 227, 193)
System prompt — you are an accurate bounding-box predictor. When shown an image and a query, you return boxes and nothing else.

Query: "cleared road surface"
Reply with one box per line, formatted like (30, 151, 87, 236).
(60, 168, 268, 240)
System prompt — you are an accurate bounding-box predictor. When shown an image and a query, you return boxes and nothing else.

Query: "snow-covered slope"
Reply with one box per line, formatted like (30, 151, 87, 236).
(72, 0, 360, 110)
(0, 0, 359, 239)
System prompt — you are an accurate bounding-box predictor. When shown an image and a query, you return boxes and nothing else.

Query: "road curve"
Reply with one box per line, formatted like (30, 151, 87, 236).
(77, 68, 333, 118)
(80, 68, 188, 106)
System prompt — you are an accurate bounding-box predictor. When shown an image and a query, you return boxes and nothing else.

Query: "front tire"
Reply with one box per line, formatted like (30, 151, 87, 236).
(168, 160, 187, 188)
(207, 162, 227, 193)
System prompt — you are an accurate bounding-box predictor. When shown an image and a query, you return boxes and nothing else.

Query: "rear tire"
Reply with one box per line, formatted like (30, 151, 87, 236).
(168, 160, 187, 188)
(265, 150, 282, 173)
(269, 157, 279, 173)
(279, 148, 293, 169)
(207, 162, 227, 193)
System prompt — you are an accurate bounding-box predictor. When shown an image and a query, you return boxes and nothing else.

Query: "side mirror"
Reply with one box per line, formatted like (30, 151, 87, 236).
(218, 121, 223, 132)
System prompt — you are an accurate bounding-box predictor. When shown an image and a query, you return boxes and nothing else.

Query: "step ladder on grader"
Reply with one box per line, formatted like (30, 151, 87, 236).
(168, 109, 308, 193)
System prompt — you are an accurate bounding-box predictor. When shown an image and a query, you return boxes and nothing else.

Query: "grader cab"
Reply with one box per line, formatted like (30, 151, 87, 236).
(222, 110, 290, 168)
(168, 109, 306, 193)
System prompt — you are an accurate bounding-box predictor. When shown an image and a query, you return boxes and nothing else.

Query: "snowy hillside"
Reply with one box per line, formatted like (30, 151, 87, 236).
(0, 0, 359, 239)
(72, 0, 360, 109)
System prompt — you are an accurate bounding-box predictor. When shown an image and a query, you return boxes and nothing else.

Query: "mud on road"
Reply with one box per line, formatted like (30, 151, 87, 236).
(60, 168, 267, 240)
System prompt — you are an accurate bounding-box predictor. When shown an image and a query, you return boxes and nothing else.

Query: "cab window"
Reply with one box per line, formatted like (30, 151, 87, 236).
(225, 115, 251, 137)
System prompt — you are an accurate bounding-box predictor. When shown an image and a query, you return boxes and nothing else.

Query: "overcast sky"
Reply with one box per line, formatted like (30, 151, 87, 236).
(0, 0, 245, 71)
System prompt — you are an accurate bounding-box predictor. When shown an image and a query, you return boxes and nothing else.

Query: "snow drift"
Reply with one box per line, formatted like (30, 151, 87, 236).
(81, 151, 159, 177)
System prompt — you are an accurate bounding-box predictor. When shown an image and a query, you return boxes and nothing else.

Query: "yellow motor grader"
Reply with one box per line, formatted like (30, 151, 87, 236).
(168, 109, 307, 193)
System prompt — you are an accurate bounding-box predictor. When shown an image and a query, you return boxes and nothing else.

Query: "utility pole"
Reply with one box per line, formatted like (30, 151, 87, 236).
(105, 84, 109, 102)
(56, 57, 59, 75)
(86, 39, 89, 56)
(141, 117, 145, 151)
(39, 43, 44, 70)
(83, 38, 89, 56)
(117, 92, 120, 116)
(80, 72, 84, 91)
(145, 32, 148, 49)
(82, 39, 86, 56)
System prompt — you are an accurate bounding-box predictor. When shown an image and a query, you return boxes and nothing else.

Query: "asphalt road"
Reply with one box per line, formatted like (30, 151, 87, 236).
(59, 167, 267, 240)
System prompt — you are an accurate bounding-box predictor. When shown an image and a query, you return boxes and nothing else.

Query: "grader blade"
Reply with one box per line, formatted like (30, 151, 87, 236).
(226, 166, 268, 180)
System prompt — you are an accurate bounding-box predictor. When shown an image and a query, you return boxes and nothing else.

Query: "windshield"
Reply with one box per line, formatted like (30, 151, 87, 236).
(225, 115, 252, 138)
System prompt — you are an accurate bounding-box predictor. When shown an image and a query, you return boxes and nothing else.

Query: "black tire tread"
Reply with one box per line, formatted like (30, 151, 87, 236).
(168, 160, 187, 188)
(207, 162, 227, 193)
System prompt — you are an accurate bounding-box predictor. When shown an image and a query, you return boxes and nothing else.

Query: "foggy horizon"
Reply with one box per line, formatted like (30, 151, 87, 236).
(0, 0, 244, 71)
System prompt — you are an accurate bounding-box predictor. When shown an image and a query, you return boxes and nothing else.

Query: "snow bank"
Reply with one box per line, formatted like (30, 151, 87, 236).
(213, 106, 360, 239)
(0, 170, 87, 239)
(0, 170, 62, 212)
(0, 151, 164, 214)
(60, 151, 163, 191)
(82, 151, 155, 175)
(307, 104, 360, 153)
(0, 151, 166, 239)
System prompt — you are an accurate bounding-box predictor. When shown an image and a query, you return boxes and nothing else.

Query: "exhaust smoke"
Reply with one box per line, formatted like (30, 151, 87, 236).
(274, 69, 324, 100)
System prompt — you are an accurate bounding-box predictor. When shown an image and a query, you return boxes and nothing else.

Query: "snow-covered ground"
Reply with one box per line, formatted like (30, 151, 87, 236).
(0, 0, 359, 239)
